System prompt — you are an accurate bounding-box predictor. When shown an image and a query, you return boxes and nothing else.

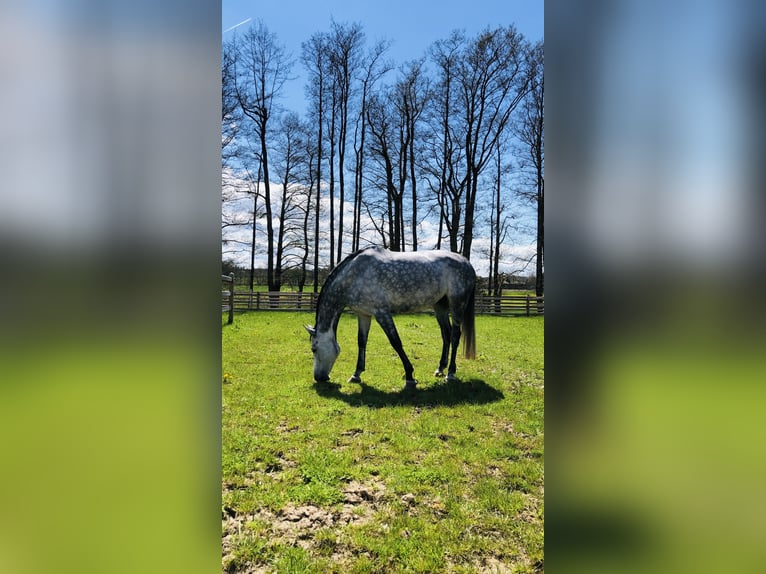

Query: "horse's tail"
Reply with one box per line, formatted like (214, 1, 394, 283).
(462, 288, 476, 360)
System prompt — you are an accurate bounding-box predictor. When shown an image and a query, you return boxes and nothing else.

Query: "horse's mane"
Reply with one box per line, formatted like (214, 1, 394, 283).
(315, 246, 378, 320)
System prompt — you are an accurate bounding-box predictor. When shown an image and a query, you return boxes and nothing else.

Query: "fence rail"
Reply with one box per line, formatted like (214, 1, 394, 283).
(224, 290, 543, 317)
(475, 295, 544, 316)
(232, 291, 319, 312)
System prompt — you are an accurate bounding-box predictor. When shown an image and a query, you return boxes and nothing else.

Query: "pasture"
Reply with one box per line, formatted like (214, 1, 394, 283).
(222, 311, 544, 573)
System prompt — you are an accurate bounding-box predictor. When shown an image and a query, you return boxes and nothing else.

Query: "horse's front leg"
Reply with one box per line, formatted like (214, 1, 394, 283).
(374, 312, 416, 387)
(348, 314, 372, 383)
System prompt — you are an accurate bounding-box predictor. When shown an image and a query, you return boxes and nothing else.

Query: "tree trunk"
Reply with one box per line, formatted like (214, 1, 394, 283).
(249, 162, 261, 291)
(462, 166, 477, 260)
(313, 87, 323, 293)
(409, 119, 418, 251)
(353, 113, 365, 252)
(493, 148, 502, 299)
(300, 182, 311, 292)
(260, 128, 276, 292)
(328, 88, 337, 268)
(337, 93, 347, 264)
(536, 185, 544, 298)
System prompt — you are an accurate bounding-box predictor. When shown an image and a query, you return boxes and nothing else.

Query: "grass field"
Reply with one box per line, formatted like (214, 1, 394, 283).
(222, 311, 544, 573)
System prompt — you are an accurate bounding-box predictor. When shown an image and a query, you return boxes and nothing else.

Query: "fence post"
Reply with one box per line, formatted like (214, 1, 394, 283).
(228, 273, 235, 324)
(526, 295, 530, 317)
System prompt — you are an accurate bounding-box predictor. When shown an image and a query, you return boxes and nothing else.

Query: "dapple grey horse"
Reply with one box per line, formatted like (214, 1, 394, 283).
(305, 246, 476, 388)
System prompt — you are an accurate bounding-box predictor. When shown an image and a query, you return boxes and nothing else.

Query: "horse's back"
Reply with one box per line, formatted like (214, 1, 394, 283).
(352, 248, 473, 284)
(345, 248, 475, 313)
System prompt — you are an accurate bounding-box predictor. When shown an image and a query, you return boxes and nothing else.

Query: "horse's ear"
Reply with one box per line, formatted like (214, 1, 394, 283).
(304, 325, 316, 337)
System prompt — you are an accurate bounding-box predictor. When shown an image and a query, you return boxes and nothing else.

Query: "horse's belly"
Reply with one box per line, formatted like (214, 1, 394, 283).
(386, 288, 443, 313)
(349, 292, 438, 316)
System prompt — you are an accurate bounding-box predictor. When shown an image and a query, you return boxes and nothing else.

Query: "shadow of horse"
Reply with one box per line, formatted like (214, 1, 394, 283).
(312, 378, 504, 408)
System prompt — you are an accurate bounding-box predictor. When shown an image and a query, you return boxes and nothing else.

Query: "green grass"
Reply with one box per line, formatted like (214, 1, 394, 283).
(222, 312, 543, 573)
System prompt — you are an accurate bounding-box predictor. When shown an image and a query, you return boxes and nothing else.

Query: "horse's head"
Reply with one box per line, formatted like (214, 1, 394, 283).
(305, 325, 340, 383)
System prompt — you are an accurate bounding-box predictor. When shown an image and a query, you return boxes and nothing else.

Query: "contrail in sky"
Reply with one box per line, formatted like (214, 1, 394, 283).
(223, 18, 252, 33)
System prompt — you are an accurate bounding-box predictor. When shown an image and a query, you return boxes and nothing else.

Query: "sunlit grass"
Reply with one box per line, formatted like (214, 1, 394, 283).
(222, 311, 543, 572)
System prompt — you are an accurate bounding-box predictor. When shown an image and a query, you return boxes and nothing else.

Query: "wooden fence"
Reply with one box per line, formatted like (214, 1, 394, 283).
(232, 290, 319, 312)
(223, 290, 543, 317)
(474, 294, 544, 316)
(221, 274, 234, 324)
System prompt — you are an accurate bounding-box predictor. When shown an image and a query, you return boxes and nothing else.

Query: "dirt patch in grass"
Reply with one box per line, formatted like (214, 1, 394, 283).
(222, 479, 392, 571)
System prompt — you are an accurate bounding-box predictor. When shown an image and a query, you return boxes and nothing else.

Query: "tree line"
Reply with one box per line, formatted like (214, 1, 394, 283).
(222, 260, 538, 294)
(222, 20, 543, 296)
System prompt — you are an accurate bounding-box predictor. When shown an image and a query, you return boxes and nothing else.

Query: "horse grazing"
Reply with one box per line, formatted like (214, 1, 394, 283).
(305, 246, 476, 388)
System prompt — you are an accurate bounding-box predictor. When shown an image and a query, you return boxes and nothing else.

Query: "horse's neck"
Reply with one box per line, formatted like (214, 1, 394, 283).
(316, 281, 345, 334)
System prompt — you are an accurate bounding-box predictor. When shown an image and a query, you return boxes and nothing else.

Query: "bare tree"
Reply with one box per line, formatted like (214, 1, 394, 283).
(328, 21, 365, 263)
(221, 112, 264, 291)
(221, 165, 257, 267)
(272, 112, 309, 291)
(222, 39, 256, 279)
(516, 41, 544, 296)
(426, 31, 467, 252)
(232, 20, 294, 291)
(298, 122, 319, 291)
(246, 158, 262, 292)
(352, 39, 392, 252)
(222, 39, 240, 167)
(459, 26, 530, 260)
(301, 32, 329, 291)
(366, 91, 404, 250)
(393, 59, 430, 251)
(489, 143, 513, 297)
(327, 75, 338, 267)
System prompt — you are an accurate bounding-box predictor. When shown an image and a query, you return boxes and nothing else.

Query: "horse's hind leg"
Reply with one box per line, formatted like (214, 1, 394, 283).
(446, 306, 464, 382)
(434, 301, 451, 377)
(349, 314, 372, 383)
(374, 312, 416, 387)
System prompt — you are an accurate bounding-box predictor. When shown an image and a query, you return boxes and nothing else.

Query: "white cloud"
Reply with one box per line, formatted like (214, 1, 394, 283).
(222, 169, 539, 277)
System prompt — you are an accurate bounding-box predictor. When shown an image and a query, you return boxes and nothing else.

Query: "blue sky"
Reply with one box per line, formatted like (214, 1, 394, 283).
(223, 0, 543, 115)
(221, 0, 544, 273)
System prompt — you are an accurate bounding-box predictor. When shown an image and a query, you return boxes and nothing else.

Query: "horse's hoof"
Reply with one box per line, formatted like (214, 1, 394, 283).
(404, 379, 418, 389)
(446, 373, 459, 383)
(434, 370, 445, 377)
(348, 375, 362, 384)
